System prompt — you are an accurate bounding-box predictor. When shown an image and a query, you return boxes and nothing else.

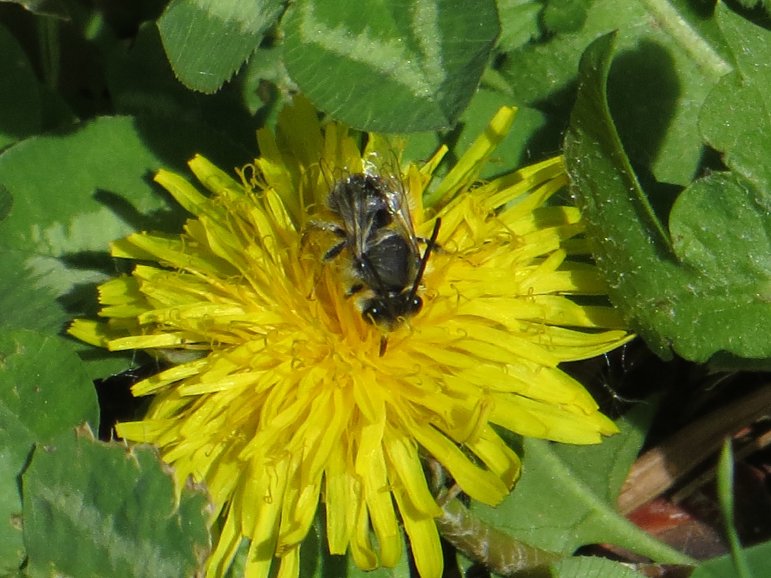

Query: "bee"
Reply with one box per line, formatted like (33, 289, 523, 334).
(318, 172, 440, 353)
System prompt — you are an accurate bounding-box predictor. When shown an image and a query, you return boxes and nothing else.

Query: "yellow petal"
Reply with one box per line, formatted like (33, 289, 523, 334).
(426, 106, 517, 207)
(67, 319, 111, 347)
(384, 431, 442, 518)
(391, 486, 443, 578)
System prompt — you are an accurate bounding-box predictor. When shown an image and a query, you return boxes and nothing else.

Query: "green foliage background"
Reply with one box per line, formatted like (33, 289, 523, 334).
(0, 0, 768, 576)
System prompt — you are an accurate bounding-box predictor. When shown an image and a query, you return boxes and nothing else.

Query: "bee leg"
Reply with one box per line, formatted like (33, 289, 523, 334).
(305, 219, 347, 260)
(345, 284, 364, 297)
(323, 241, 346, 261)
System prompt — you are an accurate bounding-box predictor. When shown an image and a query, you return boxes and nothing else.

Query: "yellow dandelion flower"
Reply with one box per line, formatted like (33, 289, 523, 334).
(70, 98, 631, 578)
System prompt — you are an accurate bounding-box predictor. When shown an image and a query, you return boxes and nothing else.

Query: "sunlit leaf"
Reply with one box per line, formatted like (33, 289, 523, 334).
(23, 431, 210, 578)
(0, 329, 98, 574)
(699, 3, 771, 196)
(158, 0, 284, 93)
(283, 0, 499, 132)
(0, 115, 246, 375)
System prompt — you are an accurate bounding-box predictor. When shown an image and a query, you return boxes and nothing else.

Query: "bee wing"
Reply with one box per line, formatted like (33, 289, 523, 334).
(328, 177, 378, 259)
(362, 152, 419, 251)
(382, 183, 420, 255)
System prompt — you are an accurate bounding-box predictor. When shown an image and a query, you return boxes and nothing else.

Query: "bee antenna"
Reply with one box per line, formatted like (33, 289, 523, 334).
(318, 158, 335, 190)
(408, 218, 441, 302)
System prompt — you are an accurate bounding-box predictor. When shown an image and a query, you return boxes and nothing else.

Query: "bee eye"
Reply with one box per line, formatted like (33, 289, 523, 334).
(363, 301, 387, 324)
(405, 296, 422, 314)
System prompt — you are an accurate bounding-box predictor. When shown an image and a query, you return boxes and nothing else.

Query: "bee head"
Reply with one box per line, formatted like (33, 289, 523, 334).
(362, 293, 423, 330)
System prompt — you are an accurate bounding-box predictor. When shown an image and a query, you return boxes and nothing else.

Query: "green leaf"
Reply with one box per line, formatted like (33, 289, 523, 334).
(0, 249, 69, 333)
(0, 117, 178, 334)
(0, 183, 11, 222)
(239, 45, 290, 116)
(22, 431, 210, 578)
(0, 22, 43, 148)
(0, 329, 98, 445)
(345, 538, 410, 578)
(495, 0, 542, 52)
(0, 114, 248, 379)
(700, 3, 771, 196)
(669, 173, 771, 299)
(157, 0, 285, 94)
(693, 540, 771, 578)
(552, 555, 647, 578)
(542, 0, 590, 34)
(565, 32, 771, 364)
(305, 518, 351, 578)
(472, 405, 690, 564)
(283, 0, 500, 132)
(0, 115, 246, 364)
(565, 32, 681, 355)
(0, 329, 99, 574)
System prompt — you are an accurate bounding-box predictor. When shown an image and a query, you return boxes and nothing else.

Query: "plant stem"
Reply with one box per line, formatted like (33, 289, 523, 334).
(437, 498, 560, 577)
(717, 440, 754, 578)
(638, 0, 732, 80)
